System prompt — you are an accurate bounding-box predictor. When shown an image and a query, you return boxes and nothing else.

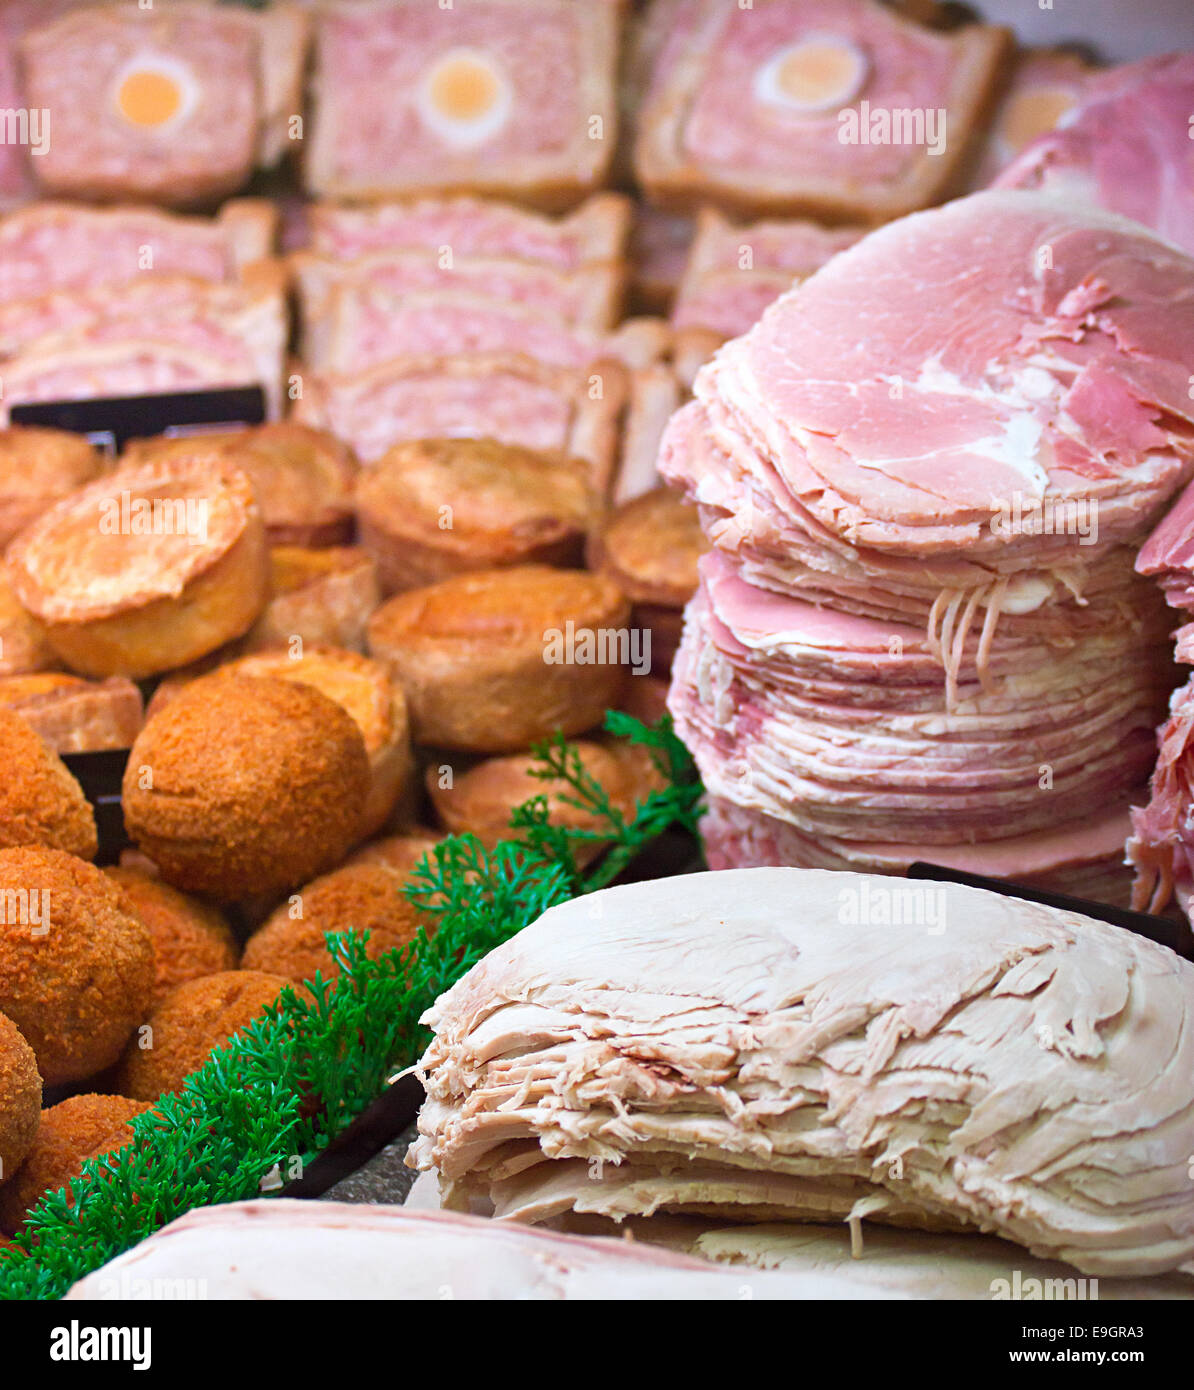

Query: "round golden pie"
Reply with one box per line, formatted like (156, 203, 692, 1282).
(367, 565, 631, 752)
(0, 427, 106, 553)
(356, 437, 598, 594)
(6, 457, 269, 679)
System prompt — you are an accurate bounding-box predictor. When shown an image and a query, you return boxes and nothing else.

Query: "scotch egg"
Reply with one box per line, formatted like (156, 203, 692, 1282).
(754, 36, 870, 115)
(111, 53, 198, 133)
(417, 47, 512, 149)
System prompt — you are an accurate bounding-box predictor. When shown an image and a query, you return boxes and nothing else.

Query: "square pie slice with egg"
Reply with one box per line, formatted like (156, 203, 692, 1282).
(307, 0, 623, 209)
(635, 0, 1010, 221)
(19, 2, 299, 207)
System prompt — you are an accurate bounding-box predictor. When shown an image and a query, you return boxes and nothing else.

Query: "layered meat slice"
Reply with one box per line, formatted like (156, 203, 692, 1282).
(64, 1200, 849, 1301)
(702, 795, 1138, 908)
(0, 262, 288, 419)
(669, 555, 1170, 846)
(996, 53, 1194, 256)
(411, 868, 1194, 1278)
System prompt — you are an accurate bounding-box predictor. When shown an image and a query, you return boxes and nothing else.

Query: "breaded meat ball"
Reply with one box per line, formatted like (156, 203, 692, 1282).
(0, 1094, 148, 1235)
(103, 867, 240, 1005)
(0, 708, 97, 860)
(122, 676, 371, 900)
(0, 848, 154, 1086)
(0, 1011, 40, 1189)
(113, 970, 289, 1102)
(242, 863, 428, 986)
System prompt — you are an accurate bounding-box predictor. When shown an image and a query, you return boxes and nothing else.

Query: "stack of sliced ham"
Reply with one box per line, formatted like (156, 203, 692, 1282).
(663, 191, 1194, 904)
(292, 194, 676, 497)
(1128, 481, 1194, 916)
(0, 201, 285, 424)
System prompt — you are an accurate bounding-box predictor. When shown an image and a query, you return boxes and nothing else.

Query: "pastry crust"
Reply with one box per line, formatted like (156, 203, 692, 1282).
(306, 0, 624, 210)
(635, 1, 1011, 221)
(0, 574, 54, 676)
(123, 422, 358, 548)
(588, 486, 704, 609)
(615, 365, 682, 502)
(0, 673, 143, 754)
(356, 438, 600, 595)
(367, 565, 631, 752)
(242, 545, 381, 655)
(6, 456, 270, 679)
(21, 2, 263, 208)
(427, 741, 639, 853)
(122, 675, 371, 899)
(295, 351, 629, 491)
(0, 199, 279, 307)
(0, 428, 106, 552)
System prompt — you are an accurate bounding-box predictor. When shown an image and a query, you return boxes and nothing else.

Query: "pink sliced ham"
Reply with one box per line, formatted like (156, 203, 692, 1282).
(669, 556, 1170, 846)
(1129, 678, 1194, 917)
(702, 795, 1137, 910)
(663, 190, 1194, 884)
(996, 53, 1194, 257)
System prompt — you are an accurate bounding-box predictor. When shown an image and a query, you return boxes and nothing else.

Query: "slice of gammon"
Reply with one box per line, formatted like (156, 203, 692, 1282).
(996, 53, 1194, 256)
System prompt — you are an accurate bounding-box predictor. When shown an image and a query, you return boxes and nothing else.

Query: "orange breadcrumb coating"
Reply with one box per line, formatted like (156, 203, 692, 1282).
(113, 970, 289, 1102)
(0, 708, 97, 860)
(0, 1093, 148, 1235)
(103, 867, 240, 1005)
(122, 676, 371, 900)
(242, 863, 428, 985)
(0, 1010, 40, 1192)
(0, 848, 153, 1086)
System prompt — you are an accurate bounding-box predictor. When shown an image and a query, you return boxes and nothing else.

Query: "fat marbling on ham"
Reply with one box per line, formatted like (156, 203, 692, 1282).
(411, 869, 1194, 1279)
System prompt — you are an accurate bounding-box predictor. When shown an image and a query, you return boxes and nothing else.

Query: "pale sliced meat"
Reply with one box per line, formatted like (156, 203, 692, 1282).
(412, 868, 1194, 1278)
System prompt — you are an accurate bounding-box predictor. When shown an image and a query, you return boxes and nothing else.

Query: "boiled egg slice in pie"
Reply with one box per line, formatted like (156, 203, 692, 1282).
(755, 37, 870, 115)
(999, 87, 1080, 154)
(112, 53, 198, 132)
(418, 48, 512, 149)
